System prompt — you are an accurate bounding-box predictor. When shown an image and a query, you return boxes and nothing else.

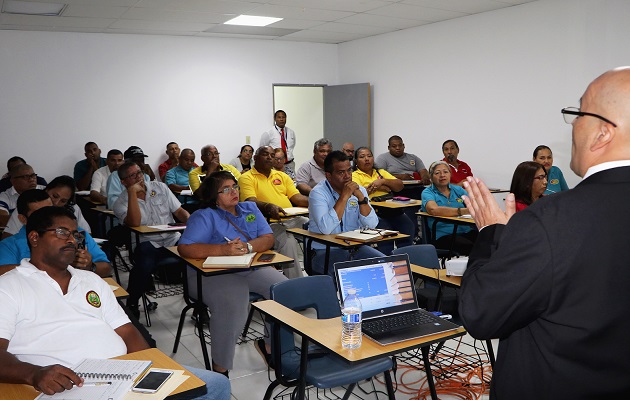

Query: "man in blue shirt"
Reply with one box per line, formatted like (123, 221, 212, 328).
(165, 148, 198, 205)
(0, 189, 111, 277)
(308, 151, 384, 276)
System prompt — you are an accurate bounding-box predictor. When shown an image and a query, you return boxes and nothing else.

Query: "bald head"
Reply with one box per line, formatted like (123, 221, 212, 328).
(570, 67, 630, 177)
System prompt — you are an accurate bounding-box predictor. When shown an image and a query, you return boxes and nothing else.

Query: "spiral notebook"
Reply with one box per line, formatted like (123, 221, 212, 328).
(36, 358, 152, 400)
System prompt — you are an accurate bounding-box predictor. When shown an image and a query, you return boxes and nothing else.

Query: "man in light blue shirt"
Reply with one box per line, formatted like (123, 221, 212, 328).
(308, 151, 384, 276)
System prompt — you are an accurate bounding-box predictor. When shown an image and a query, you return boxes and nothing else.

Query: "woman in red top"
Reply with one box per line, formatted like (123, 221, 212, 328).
(510, 161, 547, 212)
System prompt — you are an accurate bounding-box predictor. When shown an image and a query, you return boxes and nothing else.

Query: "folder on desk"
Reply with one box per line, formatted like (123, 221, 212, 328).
(335, 228, 398, 243)
(202, 253, 256, 269)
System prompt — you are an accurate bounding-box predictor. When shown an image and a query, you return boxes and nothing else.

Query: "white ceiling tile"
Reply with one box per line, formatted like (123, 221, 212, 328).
(336, 13, 424, 29)
(266, 0, 391, 13)
(245, 4, 354, 21)
(207, 24, 299, 36)
(63, 5, 129, 19)
(366, 3, 466, 21)
(196, 31, 282, 40)
(121, 7, 227, 23)
(401, 0, 508, 14)
(0, 13, 114, 28)
(267, 18, 323, 30)
(106, 27, 198, 35)
(156, 0, 258, 14)
(282, 28, 364, 42)
(109, 18, 212, 31)
(310, 22, 393, 35)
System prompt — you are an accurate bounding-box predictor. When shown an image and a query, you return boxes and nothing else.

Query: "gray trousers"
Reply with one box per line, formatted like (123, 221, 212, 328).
(270, 216, 308, 279)
(187, 266, 287, 370)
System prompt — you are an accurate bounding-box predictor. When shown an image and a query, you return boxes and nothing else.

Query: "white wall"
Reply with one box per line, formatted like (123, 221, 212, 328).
(0, 31, 338, 180)
(338, 0, 630, 189)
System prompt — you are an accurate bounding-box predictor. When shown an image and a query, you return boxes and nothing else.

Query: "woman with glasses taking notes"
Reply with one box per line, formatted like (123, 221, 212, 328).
(533, 145, 569, 195)
(177, 171, 286, 377)
(510, 161, 548, 212)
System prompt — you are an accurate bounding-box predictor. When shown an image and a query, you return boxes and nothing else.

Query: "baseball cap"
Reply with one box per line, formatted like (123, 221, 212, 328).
(124, 146, 148, 160)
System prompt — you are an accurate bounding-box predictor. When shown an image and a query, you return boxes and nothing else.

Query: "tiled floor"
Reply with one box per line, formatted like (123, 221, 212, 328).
(115, 264, 493, 400)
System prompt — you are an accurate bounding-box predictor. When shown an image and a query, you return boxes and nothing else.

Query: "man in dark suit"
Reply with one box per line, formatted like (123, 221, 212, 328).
(459, 67, 630, 399)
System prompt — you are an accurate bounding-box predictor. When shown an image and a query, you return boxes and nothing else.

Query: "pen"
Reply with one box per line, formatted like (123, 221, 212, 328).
(224, 236, 232, 243)
(82, 382, 112, 386)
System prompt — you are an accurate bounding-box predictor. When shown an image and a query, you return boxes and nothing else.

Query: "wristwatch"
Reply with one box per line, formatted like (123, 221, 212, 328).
(246, 242, 253, 253)
(357, 197, 369, 205)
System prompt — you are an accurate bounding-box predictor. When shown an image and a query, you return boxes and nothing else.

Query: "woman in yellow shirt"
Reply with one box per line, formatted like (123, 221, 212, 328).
(352, 147, 414, 253)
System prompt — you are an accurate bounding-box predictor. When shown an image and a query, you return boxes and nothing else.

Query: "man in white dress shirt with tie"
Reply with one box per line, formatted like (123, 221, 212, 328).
(260, 110, 296, 176)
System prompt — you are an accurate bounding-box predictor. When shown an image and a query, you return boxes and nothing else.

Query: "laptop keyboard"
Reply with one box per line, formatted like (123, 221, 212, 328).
(363, 311, 436, 335)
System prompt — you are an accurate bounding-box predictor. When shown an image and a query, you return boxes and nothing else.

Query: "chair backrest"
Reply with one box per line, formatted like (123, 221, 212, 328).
(269, 276, 341, 374)
(392, 244, 441, 270)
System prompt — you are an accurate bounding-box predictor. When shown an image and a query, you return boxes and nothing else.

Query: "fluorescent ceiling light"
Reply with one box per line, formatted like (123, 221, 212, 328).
(224, 15, 282, 27)
(2, 0, 66, 16)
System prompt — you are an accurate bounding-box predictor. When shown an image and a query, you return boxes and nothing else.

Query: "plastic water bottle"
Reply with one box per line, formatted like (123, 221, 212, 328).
(341, 289, 362, 349)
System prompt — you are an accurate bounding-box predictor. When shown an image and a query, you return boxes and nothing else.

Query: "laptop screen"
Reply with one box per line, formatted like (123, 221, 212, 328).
(334, 254, 419, 319)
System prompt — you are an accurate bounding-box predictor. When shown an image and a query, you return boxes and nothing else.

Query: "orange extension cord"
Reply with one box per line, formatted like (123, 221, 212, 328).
(375, 338, 493, 400)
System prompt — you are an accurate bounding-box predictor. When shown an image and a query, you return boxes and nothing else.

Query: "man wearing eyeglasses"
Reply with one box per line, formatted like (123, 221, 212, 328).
(459, 67, 630, 399)
(0, 163, 45, 226)
(0, 189, 111, 277)
(113, 161, 190, 317)
(0, 205, 231, 400)
(308, 151, 384, 276)
(189, 145, 241, 194)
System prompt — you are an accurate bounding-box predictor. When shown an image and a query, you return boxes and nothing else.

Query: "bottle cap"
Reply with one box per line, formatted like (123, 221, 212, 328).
(347, 289, 356, 295)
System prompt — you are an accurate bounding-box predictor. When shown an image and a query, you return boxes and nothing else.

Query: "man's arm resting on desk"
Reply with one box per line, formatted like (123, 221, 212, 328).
(0, 339, 83, 395)
(115, 323, 150, 353)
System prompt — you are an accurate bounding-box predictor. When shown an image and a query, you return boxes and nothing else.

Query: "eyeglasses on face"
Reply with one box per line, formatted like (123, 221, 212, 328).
(122, 170, 143, 180)
(13, 173, 37, 181)
(217, 184, 239, 194)
(561, 107, 617, 127)
(39, 227, 83, 241)
(533, 174, 547, 181)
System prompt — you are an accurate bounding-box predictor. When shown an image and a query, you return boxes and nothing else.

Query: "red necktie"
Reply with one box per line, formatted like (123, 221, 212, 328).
(280, 128, 288, 162)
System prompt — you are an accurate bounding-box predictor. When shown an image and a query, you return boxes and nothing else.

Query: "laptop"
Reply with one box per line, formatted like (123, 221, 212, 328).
(334, 254, 460, 345)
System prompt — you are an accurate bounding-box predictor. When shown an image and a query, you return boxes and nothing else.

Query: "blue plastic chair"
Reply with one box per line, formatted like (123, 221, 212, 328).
(392, 244, 458, 312)
(265, 275, 395, 400)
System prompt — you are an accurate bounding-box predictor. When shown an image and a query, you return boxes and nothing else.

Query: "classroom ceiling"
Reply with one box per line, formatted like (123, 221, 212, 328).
(0, 0, 537, 44)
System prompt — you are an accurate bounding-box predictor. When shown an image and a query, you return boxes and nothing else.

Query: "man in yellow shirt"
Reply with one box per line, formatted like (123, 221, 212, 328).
(189, 145, 240, 193)
(239, 146, 308, 278)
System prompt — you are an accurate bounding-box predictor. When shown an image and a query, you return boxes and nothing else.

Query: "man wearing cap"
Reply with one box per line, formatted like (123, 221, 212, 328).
(74, 142, 107, 191)
(106, 146, 154, 209)
(189, 145, 240, 193)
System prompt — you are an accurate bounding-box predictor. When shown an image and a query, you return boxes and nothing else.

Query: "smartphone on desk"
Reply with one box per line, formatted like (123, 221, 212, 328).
(258, 253, 276, 262)
(132, 369, 174, 393)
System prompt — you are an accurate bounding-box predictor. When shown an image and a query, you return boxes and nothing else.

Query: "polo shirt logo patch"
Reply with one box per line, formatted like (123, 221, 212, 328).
(456, 198, 463, 203)
(272, 179, 282, 185)
(410, 160, 416, 166)
(86, 291, 101, 308)
(246, 213, 256, 222)
(349, 200, 358, 207)
(550, 179, 559, 185)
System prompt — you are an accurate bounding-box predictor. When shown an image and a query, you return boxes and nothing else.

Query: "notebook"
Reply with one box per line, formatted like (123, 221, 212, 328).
(202, 253, 256, 269)
(36, 358, 152, 400)
(335, 228, 398, 243)
(334, 254, 460, 345)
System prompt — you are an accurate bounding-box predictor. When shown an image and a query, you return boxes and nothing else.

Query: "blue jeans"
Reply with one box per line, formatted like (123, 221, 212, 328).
(184, 365, 231, 400)
(311, 246, 385, 276)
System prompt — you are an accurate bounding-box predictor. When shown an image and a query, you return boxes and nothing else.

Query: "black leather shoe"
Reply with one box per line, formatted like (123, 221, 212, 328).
(255, 339, 274, 369)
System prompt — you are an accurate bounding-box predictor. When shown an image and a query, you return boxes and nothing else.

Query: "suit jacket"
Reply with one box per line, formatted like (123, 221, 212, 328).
(459, 166, 630, 400)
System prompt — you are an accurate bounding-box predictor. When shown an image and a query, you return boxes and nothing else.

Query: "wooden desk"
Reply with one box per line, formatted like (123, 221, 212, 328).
(370, 199, 421, 209)
(287, 228, 409, 275)
(416, 211, 477, 256)
(128, 225, 186, 245)
(254, 299, 466, 400)
(0, 348, 206, 400)
(105, 276, 130, 299)
(166, 246, 293, 370)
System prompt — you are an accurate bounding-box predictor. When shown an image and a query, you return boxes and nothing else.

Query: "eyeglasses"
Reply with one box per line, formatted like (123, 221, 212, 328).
(13, 173, 37, 181)
(561, 107, 617, 127)
(218, 184, 239, 194)
(204, 152, 220, 156)
(39, 227, 83, 241)
(533, 174, 547, 181)
(122, 170, 143, 180)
